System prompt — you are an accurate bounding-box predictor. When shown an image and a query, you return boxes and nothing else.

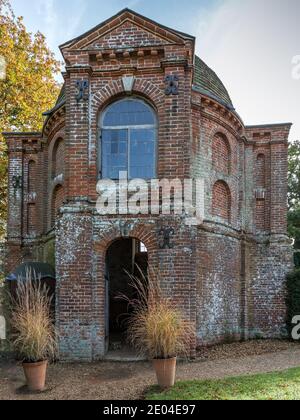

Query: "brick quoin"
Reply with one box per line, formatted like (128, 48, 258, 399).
(3, 9, 293, 361)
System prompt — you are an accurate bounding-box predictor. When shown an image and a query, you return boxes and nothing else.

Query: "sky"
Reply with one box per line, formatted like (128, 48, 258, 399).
(10, 0, 300, 140)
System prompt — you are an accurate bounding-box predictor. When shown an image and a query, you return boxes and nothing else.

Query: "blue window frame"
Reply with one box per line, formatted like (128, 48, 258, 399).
(101, 98, 157, 180)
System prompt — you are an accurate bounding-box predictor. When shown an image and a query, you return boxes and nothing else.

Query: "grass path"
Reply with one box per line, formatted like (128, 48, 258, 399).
(147, 367, 300, 400)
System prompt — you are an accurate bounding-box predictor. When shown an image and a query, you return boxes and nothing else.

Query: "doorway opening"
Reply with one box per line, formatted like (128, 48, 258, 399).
(105, 238, 148, 354)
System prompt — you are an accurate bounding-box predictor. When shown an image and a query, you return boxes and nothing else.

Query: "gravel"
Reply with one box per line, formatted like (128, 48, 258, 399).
(0, 340, 299, 400)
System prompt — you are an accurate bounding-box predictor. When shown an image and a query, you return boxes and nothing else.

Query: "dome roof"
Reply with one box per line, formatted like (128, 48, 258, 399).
(193, 55, 234, 110)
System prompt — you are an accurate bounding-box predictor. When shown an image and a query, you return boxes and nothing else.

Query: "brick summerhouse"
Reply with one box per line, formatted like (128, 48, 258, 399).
(3, 9, 293, 361)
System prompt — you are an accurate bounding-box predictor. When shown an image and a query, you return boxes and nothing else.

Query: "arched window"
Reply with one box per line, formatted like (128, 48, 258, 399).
(212, 181, 231, 222)
(101, 98, 157, 179)
(212, 133, 230, 175)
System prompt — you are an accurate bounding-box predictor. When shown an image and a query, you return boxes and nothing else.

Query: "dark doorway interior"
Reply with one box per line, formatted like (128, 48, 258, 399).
(106, 238, 148, 351)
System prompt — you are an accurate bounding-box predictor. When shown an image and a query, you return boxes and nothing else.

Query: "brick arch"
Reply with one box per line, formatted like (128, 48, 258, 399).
(92, 78, 165, 118)
(212, 180, 231, 222)
(93, 223, 158, 291)
(212, 132, 231, 175)
(94, 224, 157, 256)
(47, 129, 65, 148)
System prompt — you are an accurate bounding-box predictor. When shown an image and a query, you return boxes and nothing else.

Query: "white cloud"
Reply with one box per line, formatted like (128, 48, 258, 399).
(127, 0, 141, 9)
(33, 0, 86, 53)
(63, 0, 87, 41)
(42, 0, 56, 25)
(36, 0, 57, 44)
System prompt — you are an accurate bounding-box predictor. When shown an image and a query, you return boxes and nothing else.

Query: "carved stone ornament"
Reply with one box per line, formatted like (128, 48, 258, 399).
(159, 227, 175, 249)
(165, 75, 179, 95)
(119, 221, 134, 238)
(12, 175, 22, 190)
(76, 80, 89, 102)
(122, 76, 135, 94)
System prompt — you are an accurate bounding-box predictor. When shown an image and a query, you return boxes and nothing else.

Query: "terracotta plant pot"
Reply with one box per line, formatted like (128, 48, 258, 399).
(153, 357, 177, 388)
(22, 360, 48, 392)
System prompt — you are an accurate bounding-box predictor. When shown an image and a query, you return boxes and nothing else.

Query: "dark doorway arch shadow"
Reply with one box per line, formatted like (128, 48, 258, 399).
(105, 237, 148, 353)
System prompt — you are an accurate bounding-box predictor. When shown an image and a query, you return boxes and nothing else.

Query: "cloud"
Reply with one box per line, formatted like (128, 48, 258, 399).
(36, 0, 57, 37)
(126, 0, 142, 9)
(63, 0, 87, 41)
(34, 0, 86, 50)
(42, 0, 56, 26)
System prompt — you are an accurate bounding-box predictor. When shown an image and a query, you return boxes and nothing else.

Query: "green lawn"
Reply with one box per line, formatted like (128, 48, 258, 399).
(146, 367, 300, 400)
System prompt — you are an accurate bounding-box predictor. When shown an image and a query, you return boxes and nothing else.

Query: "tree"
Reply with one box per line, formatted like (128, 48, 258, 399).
(288, 141, 300, 260)
(0, 0, 61, 239)
(288, 140, 300, 211)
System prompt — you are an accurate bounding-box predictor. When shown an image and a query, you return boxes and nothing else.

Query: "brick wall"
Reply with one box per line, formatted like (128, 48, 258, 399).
(3, 10, 293, 361)
(212, 180, 231, 222)
(212, 133, 230, 175)
(196, 229, 242, 345)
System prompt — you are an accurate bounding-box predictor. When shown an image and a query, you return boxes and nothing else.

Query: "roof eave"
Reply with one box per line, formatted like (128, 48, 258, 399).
(42, 100, 66, 117)
(192, 85, 235, 111)
(2, 132, 42, 138)
(245, 123, 293, 129)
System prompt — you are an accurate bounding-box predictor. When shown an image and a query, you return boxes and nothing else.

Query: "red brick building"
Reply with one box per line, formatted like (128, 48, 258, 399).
(4, 9, 293, 361)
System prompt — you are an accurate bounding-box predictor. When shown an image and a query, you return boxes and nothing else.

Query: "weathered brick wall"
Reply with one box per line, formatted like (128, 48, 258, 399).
(196, 228, 242, 346)
(56, 211, 95, 361)
(212, 181, 231, 222)
(212, 133, 230, 175)
(246, 240, 293, 339)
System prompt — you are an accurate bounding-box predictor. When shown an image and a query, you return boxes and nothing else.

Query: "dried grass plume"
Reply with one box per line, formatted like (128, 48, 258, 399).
(119, 267, 194, 360)
(10, 269, 57, 363)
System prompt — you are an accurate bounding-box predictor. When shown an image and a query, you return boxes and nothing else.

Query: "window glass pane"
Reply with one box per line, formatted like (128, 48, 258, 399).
(103, 99, 156, 127)
(102, 130, 128, 179)
(129, 129, 156, 179)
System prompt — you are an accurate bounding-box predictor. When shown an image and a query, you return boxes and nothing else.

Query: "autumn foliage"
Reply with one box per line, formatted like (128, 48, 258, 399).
(0, 0, 61, 238)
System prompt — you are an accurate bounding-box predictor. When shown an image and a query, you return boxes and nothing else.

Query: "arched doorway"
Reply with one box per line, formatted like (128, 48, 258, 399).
(105, 238, 148, 352)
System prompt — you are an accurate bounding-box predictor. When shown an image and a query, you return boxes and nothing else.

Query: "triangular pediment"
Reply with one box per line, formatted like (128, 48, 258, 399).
(83, 19, 174, 51)
(60, 9, 194, 52)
